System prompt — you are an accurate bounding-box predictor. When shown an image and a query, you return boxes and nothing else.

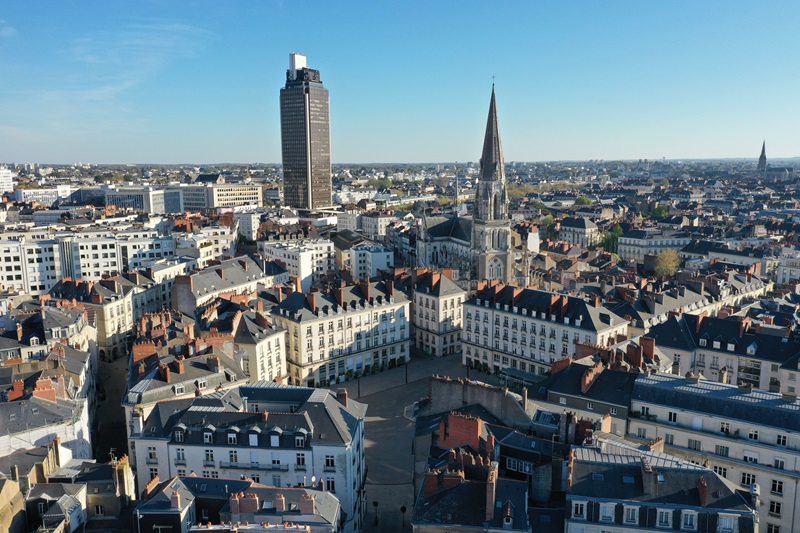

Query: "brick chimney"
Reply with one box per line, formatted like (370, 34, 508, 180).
(299, 494, 316, 515)
(159, 363, 171, 383)
(173, 356, 185, 374)
(442, 469, 464, 490)
(274, 494, 286, 512)
(485, 461, 498, 521)
(306, 291, 318, 313)
(359, 278, 371, 301)
(207, 355, 221, 373)
(239, 493, 259, 514)
(697, 476, 708, 506)
(551, 356, 573, 375)
(640, 337, 655, 361)
(229, 493, 240, 515)
(16, 322, 22, 341)
(216, 268, 225, 279)
(626, 343, 644, 369)
(423, 468, 440, 497)
(170, 490, 181, 509)
(580, 362, 604, 394)
(336, 388, 348, 407)
(8, 379, 24, 401)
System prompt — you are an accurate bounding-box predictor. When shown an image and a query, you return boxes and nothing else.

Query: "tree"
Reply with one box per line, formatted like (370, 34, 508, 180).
(601, 224, 624, 253)
(574, 196, 592, 206)
(654, 250, 680, 278)
(652, 205, 670, 218)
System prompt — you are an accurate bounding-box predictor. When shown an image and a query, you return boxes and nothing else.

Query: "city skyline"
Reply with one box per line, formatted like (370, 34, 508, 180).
(1, 1, 798, 164)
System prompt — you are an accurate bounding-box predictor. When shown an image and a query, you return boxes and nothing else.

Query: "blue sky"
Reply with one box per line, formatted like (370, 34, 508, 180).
(0, 1, 798, 164)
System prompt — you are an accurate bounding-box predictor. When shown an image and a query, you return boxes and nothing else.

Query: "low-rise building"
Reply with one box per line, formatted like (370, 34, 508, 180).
(349, 242, 392, 279)
(558, 217, 600, 248)
(617, 228, 691, 263)
(258, 239, 334, 293)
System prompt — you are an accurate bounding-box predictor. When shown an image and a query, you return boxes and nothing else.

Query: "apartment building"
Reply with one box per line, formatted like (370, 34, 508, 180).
(172, 184, 262, 211)
(271, 279, 410, 387)
(129, 382, 365, 533)
(349, 242, 392, 280)
(360, 211, 396, 242)
(558, 217, 600, 248)
(394, 268, 465, 358)
(171, 255, 288, 316)
(462, 281, 628, 377)
(629, 372, 795, 533)
(566, 442, 758, 533)
(617, 228, 691, 263)
(258, 239, 334, 293)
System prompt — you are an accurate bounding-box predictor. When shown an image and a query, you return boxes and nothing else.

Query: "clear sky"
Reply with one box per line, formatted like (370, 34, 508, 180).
(1, 1, 798, 164)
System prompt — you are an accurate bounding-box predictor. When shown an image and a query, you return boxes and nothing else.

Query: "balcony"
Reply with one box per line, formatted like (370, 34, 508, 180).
(295, 464, 307, 471)
(324, 466, 336, 473)
(146, 457, 159, 465)
(174, 458, 186, 466)
(203, 460, 215, 467)
(270, 464, 290, 471)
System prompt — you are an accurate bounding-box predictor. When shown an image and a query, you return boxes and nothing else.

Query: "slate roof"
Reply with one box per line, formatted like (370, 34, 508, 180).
(273, 279, 406, 322)
(188, 255, 285, 296)
(467, 284, 626, 333)
(633, 372, 800, 432)
(532, 365, 638, 407)
(422, 215, 473, 243)
(0, 395, 84, 436)
(560, 217, 597, 230)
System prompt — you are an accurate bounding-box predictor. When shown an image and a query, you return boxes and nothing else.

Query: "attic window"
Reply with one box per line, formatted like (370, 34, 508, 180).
(592, 473, 604, 481)
(699, 339, 707, 347)
(622, 475, 635, 484)
(30, 337, 39, 346)
(727, 343, 735, 351)
(713, 341, 720, 349)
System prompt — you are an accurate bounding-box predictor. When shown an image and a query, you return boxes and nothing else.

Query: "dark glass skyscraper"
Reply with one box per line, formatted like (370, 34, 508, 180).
(280, 53, 332, 210)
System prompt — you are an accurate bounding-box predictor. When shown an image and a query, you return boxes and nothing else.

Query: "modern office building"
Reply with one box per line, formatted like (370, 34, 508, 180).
(280, 53, 332, 210)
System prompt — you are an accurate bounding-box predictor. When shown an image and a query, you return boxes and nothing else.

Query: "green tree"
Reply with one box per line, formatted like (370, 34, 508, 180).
(601, 225, 624, 253)
(652, 205, 670, 218)
(654, 250, 681, 278)
(574, 196, 592, 206)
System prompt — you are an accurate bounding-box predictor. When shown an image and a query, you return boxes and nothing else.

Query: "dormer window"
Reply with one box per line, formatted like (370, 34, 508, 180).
(748, 343, 757, 356)
(30, 337, 39, 346)
(713, 341, 720, 349)
(295, 436, 305, 448)
(227, 433, 237, 445)
(699, 339, 707, 347)
(203, 431, 212, 444)
(270, 434, 279, 447)
(727, 343, 735, 351)
(175, 430, 184, 443)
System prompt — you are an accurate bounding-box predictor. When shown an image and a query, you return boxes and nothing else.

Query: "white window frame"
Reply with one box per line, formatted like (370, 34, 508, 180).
(682, 510, 696, 530)
(572, 501, 586, 520)
(657, 509, 671, 528)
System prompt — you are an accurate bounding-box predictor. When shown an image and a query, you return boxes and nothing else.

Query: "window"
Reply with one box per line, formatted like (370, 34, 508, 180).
(771, 479, 784, 495)
(741, 472, 756, 486)
(768, 525, 781, 533)
(769, 501, 782, 517)
(657, 509, 671, 528)
(624, 506, 637, 523)
(204, 432, 212, 444)
(149, 467, 158, 480)
(688, 439, 701, 451)
(600, 503, 613, 522)
(295, 436, 305, 448)
(720, 422, 730, 433)
(229, 450, 238, 464)
(559, 397, 566, 405)
(38, 502, 47, 515)
(572, 502, 586, 519)
(668, 411, 677, 423)
(743, 453, 758, 464)
(148, 447, 157, 460)
(296, 453, 306, 466)
(175, 430, 184, 442)
(719, 515, 735, 532)
(176, 448, 185, 460)
(641, 406, 650, 416)
(270, 435, 279, 447)
(249, 434, 258, 446)
(228, 433, 237, 445)
(713, 466, 728, 478)
(637, 427, 647, 438)
(325, 455, 335, 468)
(610, 407, 617, 415)
(777, 434, 787, 447)
(748, 429, 759, 441)
(774, 458, 785, 470)
(586, 402, 594, 411)
(682, 511, 696, 530)
(95, 505, 105, 516)
(665, 434, 674, 445)
(715, 445, 729, 457)
(325, 477, 336, 492)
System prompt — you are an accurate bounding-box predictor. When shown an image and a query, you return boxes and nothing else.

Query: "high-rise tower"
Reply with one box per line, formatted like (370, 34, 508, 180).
(280, 53, 332, 210)
(757, 140, 767, 173)
(472, 85, 513, 282)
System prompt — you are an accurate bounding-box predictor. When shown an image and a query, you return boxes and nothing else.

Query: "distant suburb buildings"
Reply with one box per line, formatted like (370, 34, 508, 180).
(280, 53, 332, 210)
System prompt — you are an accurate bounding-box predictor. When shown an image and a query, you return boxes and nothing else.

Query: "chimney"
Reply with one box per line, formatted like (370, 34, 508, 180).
(159, 363, 171, 383)
(229, 493, 240, 515)
(207, 355, 221, 373)
(336, 388, 348, 407)
(239, 493, 259, 514)
(695, 311, 707, 333)
(306, 291, 318, 313)
(551, 356, 572, 375)
(274, 493, 286, 512)
(16, 322, 22, 342)
(299, 494, 316, 515)
(580, 362, 604, 394)
(485, 461, 498, 521)
(447, 449, 457, 463)
(216, 268, 225, 279)
(640, 337, 655, 361)
(697, 476, 708, 506)
(173, 356, 185, 374)
(521, 387, 528, 408)
(442, 469, 463, 490)
(423, 468, 440, 497)
(10, 464, 18, 481)
(626, 343, 644, 369)
(170, 490, 181, 509)
(640, 456, 655, 495)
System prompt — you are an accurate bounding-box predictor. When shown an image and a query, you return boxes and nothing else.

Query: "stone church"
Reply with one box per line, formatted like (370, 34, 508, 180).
(418, 86, 521, 283)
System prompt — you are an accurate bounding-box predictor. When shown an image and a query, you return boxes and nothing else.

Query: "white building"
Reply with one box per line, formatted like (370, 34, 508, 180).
(271, 279, 410, 387)
(0, 166, 14, 193)
(617, 228, 692, 263)
(463, 281, 628, 377)
(259, 239, 335, 293)
(130, 382, 366, 533)
(558, 217, 600, 248)
(629, 373, 794, 533)
(361, 211, 396, 242)
(350, 242, 392, 279)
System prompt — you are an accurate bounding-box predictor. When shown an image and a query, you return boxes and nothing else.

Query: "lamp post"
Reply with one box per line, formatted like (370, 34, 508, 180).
(373, 500, 379, 526)
(405, 357, 409, 383)
(401, 505, 407, 527)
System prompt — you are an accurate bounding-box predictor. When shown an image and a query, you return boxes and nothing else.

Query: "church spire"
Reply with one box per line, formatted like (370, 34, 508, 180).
(480, 84, 505, 182)
(757, 140, 767, 173)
